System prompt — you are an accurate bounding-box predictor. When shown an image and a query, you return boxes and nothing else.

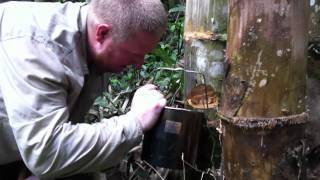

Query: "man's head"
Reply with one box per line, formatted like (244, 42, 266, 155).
(87, 0, 167, 73)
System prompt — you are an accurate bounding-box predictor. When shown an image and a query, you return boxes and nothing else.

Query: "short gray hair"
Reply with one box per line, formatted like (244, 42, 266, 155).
(89, 0, 167, 41)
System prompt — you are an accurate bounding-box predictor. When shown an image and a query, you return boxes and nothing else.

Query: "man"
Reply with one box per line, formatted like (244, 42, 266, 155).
(0, 0, 167, 179)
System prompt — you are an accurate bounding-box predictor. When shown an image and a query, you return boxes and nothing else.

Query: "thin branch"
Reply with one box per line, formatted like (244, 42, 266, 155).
(181, 153, 218, 180)
(142, 161, 165, 180)
(129, 165, 142, 180)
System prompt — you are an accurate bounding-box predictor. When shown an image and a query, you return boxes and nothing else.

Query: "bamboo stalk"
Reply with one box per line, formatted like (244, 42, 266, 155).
(219, 0, 309, 179)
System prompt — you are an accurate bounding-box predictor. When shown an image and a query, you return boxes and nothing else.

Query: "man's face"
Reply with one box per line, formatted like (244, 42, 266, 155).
(92, 32, 159, 73)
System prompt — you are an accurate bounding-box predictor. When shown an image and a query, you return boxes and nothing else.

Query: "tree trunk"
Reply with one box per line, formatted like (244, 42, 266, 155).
(309, 0, 320, 41)
(184, 0, 227, 118)
(183, 0, 228, 177)
(219, 0, 309, 179)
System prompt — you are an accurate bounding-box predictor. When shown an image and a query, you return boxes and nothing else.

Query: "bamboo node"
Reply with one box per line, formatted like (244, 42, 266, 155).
(218, 112, 308, 129)
(184, 31, 225, 41)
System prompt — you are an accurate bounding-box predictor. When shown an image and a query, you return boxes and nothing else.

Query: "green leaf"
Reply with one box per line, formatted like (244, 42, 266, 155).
(151, 47, 174, 65)
(140, 71, 148, 78)
(170, 24, 176, 32)
(168, 5, 185, 13)
(94, 96, 108, 107)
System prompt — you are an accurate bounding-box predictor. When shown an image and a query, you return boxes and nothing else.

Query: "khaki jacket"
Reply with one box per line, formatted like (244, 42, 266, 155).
(0, 1, 143, 179)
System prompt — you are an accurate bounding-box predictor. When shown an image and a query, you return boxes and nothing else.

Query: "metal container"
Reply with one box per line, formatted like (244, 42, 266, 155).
(141, 106, 204, 169)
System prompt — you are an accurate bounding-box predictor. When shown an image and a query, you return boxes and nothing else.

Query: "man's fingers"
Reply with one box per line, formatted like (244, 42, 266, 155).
(156, 98, 167, 108)
(131, 83, 167, 131)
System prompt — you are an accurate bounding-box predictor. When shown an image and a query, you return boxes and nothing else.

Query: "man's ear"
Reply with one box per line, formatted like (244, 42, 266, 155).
(96, 24, 111, 44)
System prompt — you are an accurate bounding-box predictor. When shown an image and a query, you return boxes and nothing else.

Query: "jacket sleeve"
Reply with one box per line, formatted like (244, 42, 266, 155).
(0, 37, 143, 178)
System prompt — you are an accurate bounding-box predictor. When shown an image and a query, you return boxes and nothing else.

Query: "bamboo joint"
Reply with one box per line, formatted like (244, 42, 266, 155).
(218, 112, 308, 129)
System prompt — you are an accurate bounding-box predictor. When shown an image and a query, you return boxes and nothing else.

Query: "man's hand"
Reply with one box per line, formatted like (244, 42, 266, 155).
(130, 84, 166, 132)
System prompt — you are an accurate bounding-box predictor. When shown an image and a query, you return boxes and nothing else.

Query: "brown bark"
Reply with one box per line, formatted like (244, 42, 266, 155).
(219, 0, 309, 179)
